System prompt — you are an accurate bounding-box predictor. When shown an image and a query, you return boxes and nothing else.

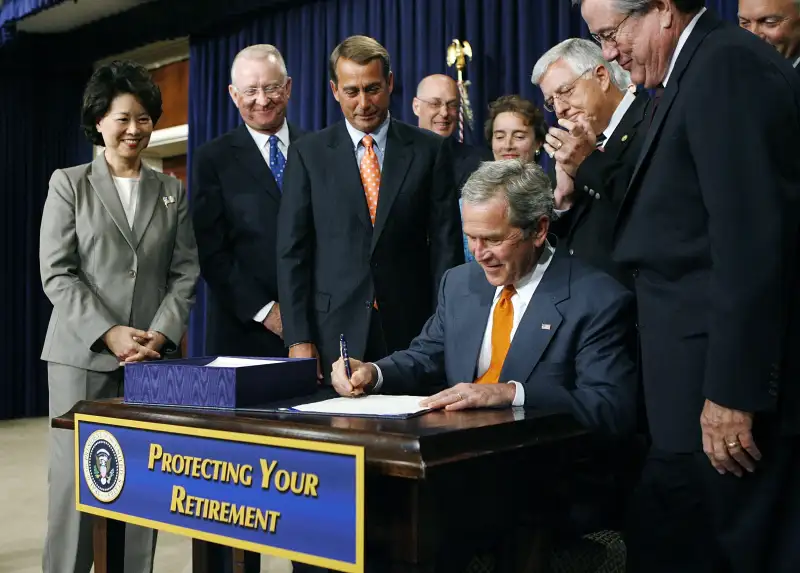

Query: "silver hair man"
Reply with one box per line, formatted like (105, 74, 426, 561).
(230, 44, 288, 84)
(462, 159, 555, 235)
(532, 38, 630, 89)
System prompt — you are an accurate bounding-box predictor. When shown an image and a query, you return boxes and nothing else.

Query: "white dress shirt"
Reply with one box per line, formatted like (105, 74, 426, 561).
(344, 114, 390, 171)
(662, 7, 707, 87)
(246, 120, 291, 324)
(373, 243, 556, 407)
(111, 176, 139, 228)
(793, 55, 800, 69)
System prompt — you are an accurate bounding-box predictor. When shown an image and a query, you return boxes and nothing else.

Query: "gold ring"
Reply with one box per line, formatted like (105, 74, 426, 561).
(727, 440, 740, 449)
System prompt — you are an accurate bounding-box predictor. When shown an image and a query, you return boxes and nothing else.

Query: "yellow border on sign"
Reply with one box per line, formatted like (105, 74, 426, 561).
(74, 413, 365, 573)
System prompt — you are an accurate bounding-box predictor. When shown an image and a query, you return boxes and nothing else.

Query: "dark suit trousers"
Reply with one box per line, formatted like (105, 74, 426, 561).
(364, 306, 388, 362)
(626, 423, 800, 573)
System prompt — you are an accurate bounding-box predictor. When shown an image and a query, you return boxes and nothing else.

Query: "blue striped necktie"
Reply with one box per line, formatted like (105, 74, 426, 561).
(268, 135, 286, 192)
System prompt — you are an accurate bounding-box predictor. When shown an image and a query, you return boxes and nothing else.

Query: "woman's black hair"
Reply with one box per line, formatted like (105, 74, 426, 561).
(81, 60, 162, 146)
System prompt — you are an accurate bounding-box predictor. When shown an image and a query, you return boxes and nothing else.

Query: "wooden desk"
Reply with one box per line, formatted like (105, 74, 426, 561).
(56, 397, 588, 573)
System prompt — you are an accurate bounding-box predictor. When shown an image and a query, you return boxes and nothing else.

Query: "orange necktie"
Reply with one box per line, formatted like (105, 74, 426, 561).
(359, 135, 381, 225)
(475, 285, 516, 384)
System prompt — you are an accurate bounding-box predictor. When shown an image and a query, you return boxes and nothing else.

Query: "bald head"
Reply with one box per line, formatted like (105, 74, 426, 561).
(413, 74, 460, 137)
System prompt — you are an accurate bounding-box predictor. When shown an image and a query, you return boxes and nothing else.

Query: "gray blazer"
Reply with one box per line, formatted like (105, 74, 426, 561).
(39, 154, 199, 372)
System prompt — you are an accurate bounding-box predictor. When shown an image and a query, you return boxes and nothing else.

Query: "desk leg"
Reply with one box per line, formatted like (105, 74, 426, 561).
(233, 549, 260, 573)
(191, 542, 261, 573)
(192, 540, 227, 573)
(92, 516, 125, 573)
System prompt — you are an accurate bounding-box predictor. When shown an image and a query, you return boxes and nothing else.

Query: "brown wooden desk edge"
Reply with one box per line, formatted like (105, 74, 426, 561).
(56, 399, 587, 479)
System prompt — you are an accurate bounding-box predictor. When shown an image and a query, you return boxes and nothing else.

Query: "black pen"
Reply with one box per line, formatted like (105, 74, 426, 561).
(339, 334, 353, 380)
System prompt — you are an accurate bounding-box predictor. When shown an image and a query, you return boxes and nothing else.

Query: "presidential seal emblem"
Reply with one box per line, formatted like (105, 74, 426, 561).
(82, 429, 126, 503)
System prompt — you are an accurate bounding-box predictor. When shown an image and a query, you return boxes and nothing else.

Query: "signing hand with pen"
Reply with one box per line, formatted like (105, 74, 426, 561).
(331, 357, 377, 397)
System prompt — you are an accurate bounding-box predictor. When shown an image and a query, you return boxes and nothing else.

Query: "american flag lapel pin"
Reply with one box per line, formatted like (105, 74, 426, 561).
(162, 196, 175, 207)
(541, 323, 551, 330)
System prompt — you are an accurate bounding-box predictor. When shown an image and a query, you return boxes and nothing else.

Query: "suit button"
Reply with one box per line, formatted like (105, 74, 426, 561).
(769, 388, 778, 397)
(632, 268, 639, 278)
(569, 249, 574, 255)
(129, 270, 136, 278)
(583, 185, 589, 192)
(593, 191, 600, 199)
(365, 301, 372, 309)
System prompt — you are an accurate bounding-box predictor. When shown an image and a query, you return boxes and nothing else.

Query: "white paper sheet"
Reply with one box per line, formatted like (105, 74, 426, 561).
(287, 395, 431, 416)
(205, 357, 282, 368)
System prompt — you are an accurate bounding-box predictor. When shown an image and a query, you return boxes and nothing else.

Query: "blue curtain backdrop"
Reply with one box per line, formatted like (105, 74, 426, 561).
(186, 0, 739, 357)
(0, 40, 91, 419)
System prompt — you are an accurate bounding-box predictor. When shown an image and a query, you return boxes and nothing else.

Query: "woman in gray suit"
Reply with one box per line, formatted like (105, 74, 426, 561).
(38, 60, 199, 573)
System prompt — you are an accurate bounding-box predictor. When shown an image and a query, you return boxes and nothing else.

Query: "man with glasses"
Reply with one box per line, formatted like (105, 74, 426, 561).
(577, 1, 800, 572)
(739, 0, 800, 70)
(532, 38, 649, 289)
(192, 44, 306, 360)
(412, 74, 492, 192)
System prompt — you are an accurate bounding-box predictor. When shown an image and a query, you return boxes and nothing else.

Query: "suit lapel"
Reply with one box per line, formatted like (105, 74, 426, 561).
(499, 252, 570, 383)
(454, 268, 496, 382)
(328, 122, 372, 232)
(602, 92, 648, 159)
(617, 11, 720, 229)
(132, 165, 163, 247)
(231, 125, 281, 204)
(371, 120, 413, 253)
(88, 154, 137, 250)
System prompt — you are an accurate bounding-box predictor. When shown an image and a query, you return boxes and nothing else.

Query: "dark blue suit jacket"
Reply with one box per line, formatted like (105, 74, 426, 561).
(376, 249, 638, 436)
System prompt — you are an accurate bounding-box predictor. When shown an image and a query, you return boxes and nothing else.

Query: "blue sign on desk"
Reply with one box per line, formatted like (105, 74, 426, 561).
(75, 414, 364, 572)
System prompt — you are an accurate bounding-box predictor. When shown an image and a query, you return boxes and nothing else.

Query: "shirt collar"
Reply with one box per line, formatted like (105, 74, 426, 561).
(793, 55, 800, 69)
(663, 7, 706, 87)
(493, 241, 555, 303)
(601, 89, 637, 145)
(345, 113, 391, 153)
(245, 120, 290, 150)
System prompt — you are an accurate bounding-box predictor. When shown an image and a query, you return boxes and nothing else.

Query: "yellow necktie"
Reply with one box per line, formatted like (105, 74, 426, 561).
(359, 135, 381, 225)
(475, 285, 516, 384)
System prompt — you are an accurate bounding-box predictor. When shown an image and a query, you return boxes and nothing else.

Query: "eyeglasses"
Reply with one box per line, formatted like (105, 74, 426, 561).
(236, 82, 288, 99)
(590, 12, 633, 47)
(543, 69, 593, 112)
(417, 97, 459, 112)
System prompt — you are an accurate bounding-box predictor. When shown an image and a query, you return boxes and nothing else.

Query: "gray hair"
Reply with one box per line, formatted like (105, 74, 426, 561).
(571, 0, 704, 12)
(461, 160, 554, 233)
(571, 0, 651, 9)
(532, 38, 629, 90)
(230, 44, 288, 85)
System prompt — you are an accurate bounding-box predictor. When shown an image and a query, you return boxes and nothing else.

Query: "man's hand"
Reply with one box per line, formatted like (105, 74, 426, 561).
(331, 357, 377, 397)
(543, 117, 597, 177)
(121, 330, 167, 364)
(263, 303, 283, 339)
(554, 162, 576, 211)
(420, 382, 516, 411)
(103, 326, 160, 363)
(289, 342, 323, 381)
(700, 399, 762, 477)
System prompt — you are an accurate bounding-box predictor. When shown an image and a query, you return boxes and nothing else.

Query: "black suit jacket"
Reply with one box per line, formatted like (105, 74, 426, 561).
(191, 122, 306, 357)
(613, 11, 800, 452)
(277, 119, 464, 378)
(552, 92, 649, 289)
(444, 137, 492, 193)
